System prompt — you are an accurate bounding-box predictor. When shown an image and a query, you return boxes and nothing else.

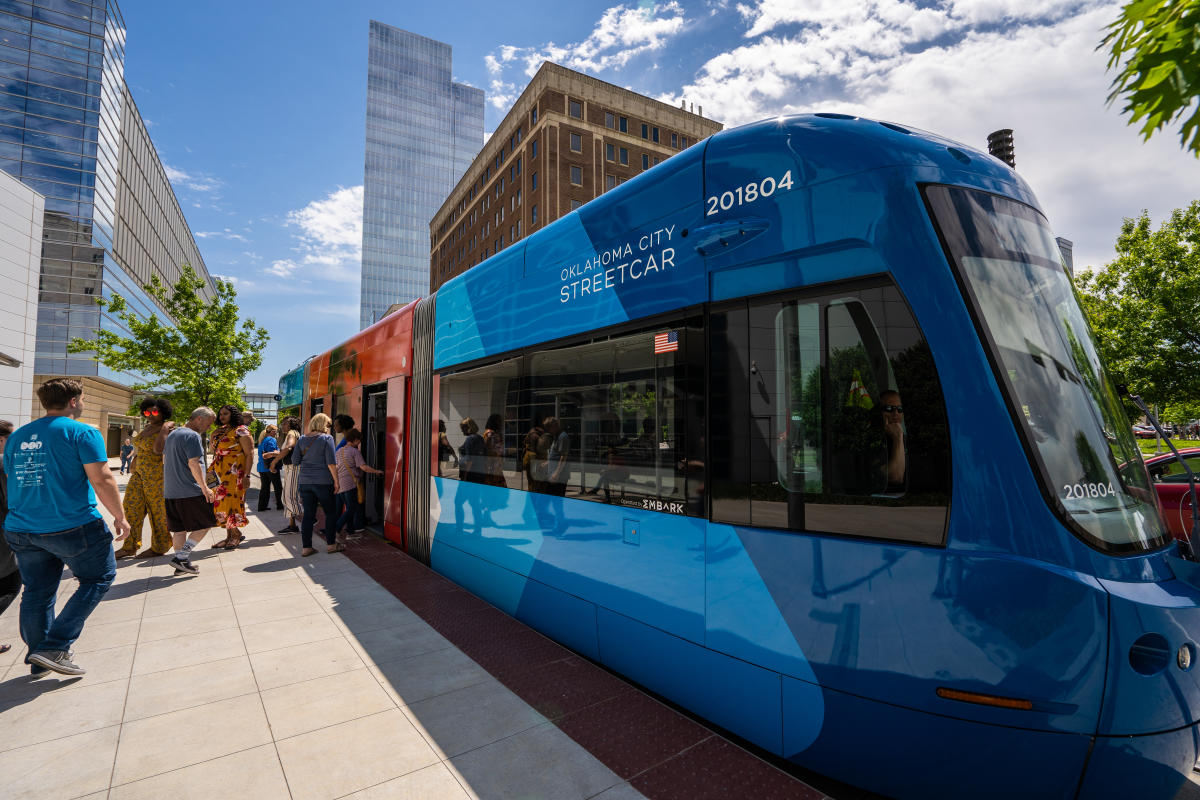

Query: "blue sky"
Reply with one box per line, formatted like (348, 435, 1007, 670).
(119, 0, 1200, 392)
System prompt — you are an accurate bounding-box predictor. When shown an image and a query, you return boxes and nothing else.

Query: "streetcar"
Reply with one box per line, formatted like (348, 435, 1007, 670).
(283, 113, 1200, 799)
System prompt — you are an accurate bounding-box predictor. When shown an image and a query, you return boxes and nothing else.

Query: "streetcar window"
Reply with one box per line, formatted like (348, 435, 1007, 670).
(520, 319, 705, 517)
(926, 185, 1167, 554)
(436, 357, 523, 487)
(710, 281, 950, 544)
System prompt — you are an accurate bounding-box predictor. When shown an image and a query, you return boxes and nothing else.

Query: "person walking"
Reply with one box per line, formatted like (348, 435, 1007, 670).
(0, 419, 18, 655)
(162, 408, 218, 575)
(334, 429, 381, 544)
(272, 416, 302, 534)
(115, 397, 174, 559)
(295, 413, 338, 556)
(1, 378, 130, 676)
(119, 437, 133, 475)
(208, 404, 253, 549)
(256, 424, 283, 512)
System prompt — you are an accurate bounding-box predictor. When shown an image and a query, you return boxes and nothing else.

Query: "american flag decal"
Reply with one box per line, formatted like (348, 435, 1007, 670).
(654, 330, 678, 354)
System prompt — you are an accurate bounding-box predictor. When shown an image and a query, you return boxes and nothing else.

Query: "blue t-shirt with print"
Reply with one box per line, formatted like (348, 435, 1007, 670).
(256, 436, 278, 472)
(3, 416, 107, 533)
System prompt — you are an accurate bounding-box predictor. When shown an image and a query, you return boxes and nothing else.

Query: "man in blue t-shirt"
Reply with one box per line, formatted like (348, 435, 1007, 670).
(2, 378, 131, 677)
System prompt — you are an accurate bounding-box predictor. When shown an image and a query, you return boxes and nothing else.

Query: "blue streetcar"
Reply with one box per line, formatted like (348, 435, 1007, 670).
(295, 114, 1200, 798)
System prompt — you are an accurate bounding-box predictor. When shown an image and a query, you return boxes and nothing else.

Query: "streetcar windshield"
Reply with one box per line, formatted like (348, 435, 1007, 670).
(925, 185, 1167, 553)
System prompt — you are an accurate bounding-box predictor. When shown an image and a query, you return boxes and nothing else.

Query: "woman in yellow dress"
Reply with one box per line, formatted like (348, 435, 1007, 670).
(208, 404, 255, 549)
(116, 397, 174, 558)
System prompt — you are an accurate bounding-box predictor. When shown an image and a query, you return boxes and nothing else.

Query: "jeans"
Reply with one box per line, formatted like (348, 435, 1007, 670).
(298, 483, 337, 548)
(4, 519, 116, 655)
(119, 455, 131, 474)
(257, 470, 283, 511)
(336, 489, 362, 535)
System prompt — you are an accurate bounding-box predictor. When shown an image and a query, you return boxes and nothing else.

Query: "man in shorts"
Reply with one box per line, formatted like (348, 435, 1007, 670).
(162, 407, 217, 575)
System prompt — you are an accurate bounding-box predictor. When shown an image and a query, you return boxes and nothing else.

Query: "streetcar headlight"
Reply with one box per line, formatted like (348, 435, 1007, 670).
(1179, 644, 1194, 671)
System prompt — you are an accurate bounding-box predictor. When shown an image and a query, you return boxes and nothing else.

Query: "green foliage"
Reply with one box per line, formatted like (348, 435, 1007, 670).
(1102, 0, 1200, 156)
(1074, 201, 1200, 412)
(67, 264, 269, 416)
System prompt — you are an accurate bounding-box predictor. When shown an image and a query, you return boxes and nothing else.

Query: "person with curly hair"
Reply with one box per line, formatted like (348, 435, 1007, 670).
(207, 404, 254, 549)
(116, 397, 175, 558)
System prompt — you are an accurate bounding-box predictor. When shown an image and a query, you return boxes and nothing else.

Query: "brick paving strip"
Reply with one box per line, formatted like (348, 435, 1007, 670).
(344, 535, 825, 800)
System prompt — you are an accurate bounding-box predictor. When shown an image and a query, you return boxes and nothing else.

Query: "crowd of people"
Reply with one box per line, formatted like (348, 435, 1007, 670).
(0, 378, 378, 677)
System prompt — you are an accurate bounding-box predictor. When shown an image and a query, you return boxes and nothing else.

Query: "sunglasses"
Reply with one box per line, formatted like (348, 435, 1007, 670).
(882, 404, 904, 413)
(142, 408, 159, 418)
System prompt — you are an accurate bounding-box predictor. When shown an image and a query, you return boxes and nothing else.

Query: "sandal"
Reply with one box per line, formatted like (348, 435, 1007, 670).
(224, 534, 245, 549)
(327, 543, 346, 554)
(114, 546, 138, 559)
(136, 549, 166, 558)
(301, 547, 318, 557)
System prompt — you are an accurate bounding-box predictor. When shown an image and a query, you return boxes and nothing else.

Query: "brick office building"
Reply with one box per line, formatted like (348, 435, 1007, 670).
(429, 62, 721, 292)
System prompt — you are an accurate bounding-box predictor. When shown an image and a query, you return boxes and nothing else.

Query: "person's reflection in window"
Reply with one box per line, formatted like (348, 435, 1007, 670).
(880, 390, 906, 493)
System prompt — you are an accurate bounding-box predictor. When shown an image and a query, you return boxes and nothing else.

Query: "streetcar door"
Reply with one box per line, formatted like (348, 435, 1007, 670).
(363, 386, 387, 527)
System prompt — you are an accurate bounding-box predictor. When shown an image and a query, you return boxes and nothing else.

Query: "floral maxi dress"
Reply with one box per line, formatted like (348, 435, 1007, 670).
(211, 425, 250, 531)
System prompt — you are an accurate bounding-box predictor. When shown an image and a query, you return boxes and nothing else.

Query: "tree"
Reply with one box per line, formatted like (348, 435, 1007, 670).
(68, 264, 269, 415)
(1102, 0, 1200, 157)
(1074, 201, 1200, 413)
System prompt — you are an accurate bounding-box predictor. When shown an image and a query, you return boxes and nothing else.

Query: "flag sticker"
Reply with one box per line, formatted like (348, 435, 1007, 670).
(654, 330, 678, 354)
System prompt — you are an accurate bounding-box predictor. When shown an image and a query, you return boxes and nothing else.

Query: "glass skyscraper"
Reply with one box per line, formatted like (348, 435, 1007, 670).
(360, 22, 482, 328)
(0, 0, 213, 449)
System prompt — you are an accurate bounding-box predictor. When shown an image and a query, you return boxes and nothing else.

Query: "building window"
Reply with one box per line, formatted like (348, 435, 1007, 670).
(642, 153, 649, 170)
(606, 143, 615, 161)
(682, 137, 688, 148)
(532, 204, 538, 225)
(605, 111, 615, 128)
(569, 99, 582, 118)
(514, 189, 521, 207)
(570, 165, 582, 185)
(516, 219, 521, 237)
(532, 140, 538, 158)
(641, 123, 648, 139)
(515, 157, 521, 175)
(531, 107, 538, 124)
(653, 156, 660, 166)
(605, 174, 616, 190)
(619, 116, 628, 133)
(619, 147, 628, 165)
(570, 199, 582, 210)
(570, 132, 582, 152)
(532, 171, 538, 189)
(652, 127, 660, 143)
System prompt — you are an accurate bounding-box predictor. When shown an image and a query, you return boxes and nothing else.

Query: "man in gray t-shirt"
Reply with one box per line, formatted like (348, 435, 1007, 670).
(161, 407, 217, 575)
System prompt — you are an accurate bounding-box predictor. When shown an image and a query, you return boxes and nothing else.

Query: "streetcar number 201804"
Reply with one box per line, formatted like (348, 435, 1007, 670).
(706, 171, 794, 216)
(1063, 482, 1117, 500)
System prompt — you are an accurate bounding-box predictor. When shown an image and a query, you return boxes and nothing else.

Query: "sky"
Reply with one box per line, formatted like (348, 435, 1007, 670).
(117, 0, 1200, 393)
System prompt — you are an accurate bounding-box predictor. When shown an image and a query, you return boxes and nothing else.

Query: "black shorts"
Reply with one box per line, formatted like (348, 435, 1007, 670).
(165, 495, 217, 532)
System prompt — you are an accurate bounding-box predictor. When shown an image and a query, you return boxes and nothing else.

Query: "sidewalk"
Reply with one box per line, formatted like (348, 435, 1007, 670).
(0, 462, 830, 800)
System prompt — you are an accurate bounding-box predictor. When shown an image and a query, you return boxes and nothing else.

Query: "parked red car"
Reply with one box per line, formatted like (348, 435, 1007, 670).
(1145, 447, 1200, 541)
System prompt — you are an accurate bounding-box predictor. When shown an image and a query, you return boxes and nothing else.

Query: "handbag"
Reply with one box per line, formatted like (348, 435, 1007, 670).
(206, 471, 221, 490)
(356, 480, 365, 504)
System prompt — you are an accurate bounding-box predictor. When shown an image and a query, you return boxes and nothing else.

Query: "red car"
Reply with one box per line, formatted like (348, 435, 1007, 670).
(1145, 447, 1200, 541)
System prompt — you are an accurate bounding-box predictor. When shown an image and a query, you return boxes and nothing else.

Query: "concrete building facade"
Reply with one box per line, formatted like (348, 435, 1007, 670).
(0, 169, 43, 428)
(430, 62, 722, 292)
(360, 22, 483, 328)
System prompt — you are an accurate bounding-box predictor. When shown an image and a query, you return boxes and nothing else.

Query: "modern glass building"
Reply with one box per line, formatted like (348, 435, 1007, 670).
(360, 22, 482, 329)
(0, 0, 214, 452)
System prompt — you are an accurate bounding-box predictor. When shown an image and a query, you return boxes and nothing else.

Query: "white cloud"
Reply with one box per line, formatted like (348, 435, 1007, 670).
(163, 163, 222, 193)
(260, 185, 363, 284)
(486, 1, 688, 103)
(195, 227, 248, 241)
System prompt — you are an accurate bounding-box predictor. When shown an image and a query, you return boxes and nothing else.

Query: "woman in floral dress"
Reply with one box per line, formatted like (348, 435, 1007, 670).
(208, 404, 255, 548)
(115, 397, 174, 558)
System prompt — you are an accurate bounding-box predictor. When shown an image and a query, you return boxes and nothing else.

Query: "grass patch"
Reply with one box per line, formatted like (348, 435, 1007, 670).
(1138, 438, 1200, 455)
